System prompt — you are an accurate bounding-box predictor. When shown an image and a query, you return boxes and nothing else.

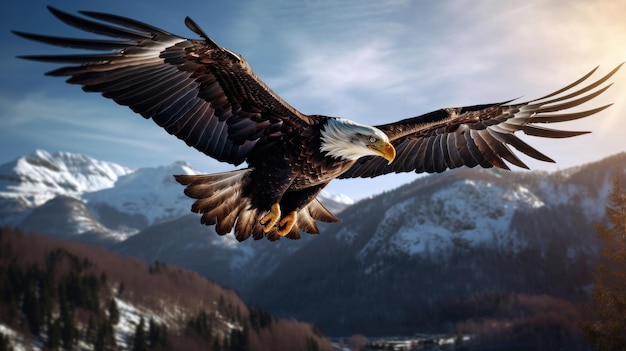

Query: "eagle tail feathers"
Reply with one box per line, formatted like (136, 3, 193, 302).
(175, 169, 253, 236)
(307, 198, 341, 224)
(174, 170, 339, 241)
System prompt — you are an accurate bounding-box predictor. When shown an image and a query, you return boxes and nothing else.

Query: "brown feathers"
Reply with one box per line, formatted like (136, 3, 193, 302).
(175, 171, 340, 241)
(14, 6, 312, 167)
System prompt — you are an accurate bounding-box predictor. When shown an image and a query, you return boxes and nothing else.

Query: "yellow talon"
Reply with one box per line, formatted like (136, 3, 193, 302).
(277, 211, 297, 236)
(260, 203, 281, 233)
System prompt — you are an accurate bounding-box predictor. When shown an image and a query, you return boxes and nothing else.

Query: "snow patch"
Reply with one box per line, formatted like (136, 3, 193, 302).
(84, 161, 200, 226)
(320, 189, 354, 205)
(112, 298, 166, 349)
(359, 178, 547, 271)
(0, 150, 133, 208)
(0, 323, 32, 351)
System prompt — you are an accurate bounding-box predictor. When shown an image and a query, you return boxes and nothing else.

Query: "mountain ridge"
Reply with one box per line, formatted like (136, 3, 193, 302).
(0, 149, 355, 243)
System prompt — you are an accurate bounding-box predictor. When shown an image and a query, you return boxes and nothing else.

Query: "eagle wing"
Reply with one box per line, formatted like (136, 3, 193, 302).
(13, 6, 313, 166)
(340, 64, 622, 178)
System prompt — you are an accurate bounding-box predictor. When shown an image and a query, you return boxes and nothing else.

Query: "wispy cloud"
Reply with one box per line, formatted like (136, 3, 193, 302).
(269, 39, 428, 118)
(0, 93, 159, 143)
(268, 0, 625, 112)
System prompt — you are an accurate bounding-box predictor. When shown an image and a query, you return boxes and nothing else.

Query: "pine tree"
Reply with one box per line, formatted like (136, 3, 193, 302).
(582, 173, 626, 350)
(132, 317, 148, 351)
(0, 332, 13, 351)
(94, 321, 116, 351)
(85, 317, 96, 345)
(229, 327, 248, 351)
(187, 310, 212, 341)
(249, 307, 272, 331)
(148, 317, 168, 350)
(108, 298, 120, 326)
(46, 318, 62, 350)
(22, 270, 43, 336)
(94, 326, 105, 351)
(117, 282, 125, 297)
(59, 286, 77, 351)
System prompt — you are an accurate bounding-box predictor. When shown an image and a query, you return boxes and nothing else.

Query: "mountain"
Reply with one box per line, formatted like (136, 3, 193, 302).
(83, 161, 202, 233)
(244, 153, 626, 335)
(0, 150, 132, 227)
(4, 148, 625, 344)
(114, 215, 324, 291)
(17, 195, 121, 245)
(0, 150, 352, 242)
(0, 149, 354, 286)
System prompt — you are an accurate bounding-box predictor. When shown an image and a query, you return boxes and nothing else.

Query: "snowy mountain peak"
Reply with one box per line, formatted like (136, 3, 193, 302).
(355, 177, 541, 263)
(326, 156, 626, 277)
(84, 161, 203, 227)
(320, 189, 354, 206)
(1, 149, 354, 237)
(0, 150, 134, 209)
(21, 149, 133, 184)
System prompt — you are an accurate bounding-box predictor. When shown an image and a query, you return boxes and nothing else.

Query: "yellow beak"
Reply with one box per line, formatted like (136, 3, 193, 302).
(369, 140, 396, 164)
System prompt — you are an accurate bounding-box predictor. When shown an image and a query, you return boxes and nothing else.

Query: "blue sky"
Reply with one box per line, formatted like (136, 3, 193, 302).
(1, 0, 625, 200)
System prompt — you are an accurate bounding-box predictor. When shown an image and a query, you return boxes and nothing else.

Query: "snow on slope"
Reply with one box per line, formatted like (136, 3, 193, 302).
(84, 161, 201, 225)
(1, 150, 354, 239)
(0, 149, 133, 208)
(18, 195, 118, 240)
(84, 162, 354, 227)
(357, 178, 546, 265)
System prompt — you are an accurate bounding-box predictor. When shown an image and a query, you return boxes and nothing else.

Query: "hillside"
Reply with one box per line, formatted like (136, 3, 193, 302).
(0, 227, 332, 351)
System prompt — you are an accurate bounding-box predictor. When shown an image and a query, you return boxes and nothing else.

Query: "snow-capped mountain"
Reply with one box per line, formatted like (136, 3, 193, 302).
(245, 153, 626, 334)
(18, 195, 118, 242)
(0, 150, 353, 242)
(0, 150, 133, 226)
(353, 177, 544, 262)
(0, 149, 133, 203)
(351, 166, 612, 266)
(84, 161, 201, 231)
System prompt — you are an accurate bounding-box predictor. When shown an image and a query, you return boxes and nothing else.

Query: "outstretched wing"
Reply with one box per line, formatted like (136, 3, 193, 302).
(340, 64, 622, 178)
(13, 6, 313, 166)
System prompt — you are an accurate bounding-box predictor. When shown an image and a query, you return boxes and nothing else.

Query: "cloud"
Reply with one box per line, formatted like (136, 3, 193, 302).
(269, 39, 427, 118)
(0, 92, 141, 135)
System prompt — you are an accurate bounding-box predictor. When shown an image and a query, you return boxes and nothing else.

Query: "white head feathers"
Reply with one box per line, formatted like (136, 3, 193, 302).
(320, 118, 390, 161)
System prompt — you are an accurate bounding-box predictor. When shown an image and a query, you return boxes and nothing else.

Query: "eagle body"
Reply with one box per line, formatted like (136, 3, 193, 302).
(176, 117, 391, 240)
(15, 7, 622, 241)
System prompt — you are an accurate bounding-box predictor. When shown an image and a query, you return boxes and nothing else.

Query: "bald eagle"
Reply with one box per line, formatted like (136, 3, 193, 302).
(14, 7, 621, 241)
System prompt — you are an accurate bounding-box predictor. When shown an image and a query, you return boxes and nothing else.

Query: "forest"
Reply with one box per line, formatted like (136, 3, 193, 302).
(0, 227, 332, 351)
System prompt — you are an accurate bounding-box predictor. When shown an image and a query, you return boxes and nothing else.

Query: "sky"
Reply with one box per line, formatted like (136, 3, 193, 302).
(1, 0, 625, 200)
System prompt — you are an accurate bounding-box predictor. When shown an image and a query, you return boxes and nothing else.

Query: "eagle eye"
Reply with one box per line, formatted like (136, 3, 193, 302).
(368, 136, 378, 144)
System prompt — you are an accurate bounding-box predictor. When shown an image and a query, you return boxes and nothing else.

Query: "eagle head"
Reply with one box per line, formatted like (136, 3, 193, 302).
(320, 118, 396, 164)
